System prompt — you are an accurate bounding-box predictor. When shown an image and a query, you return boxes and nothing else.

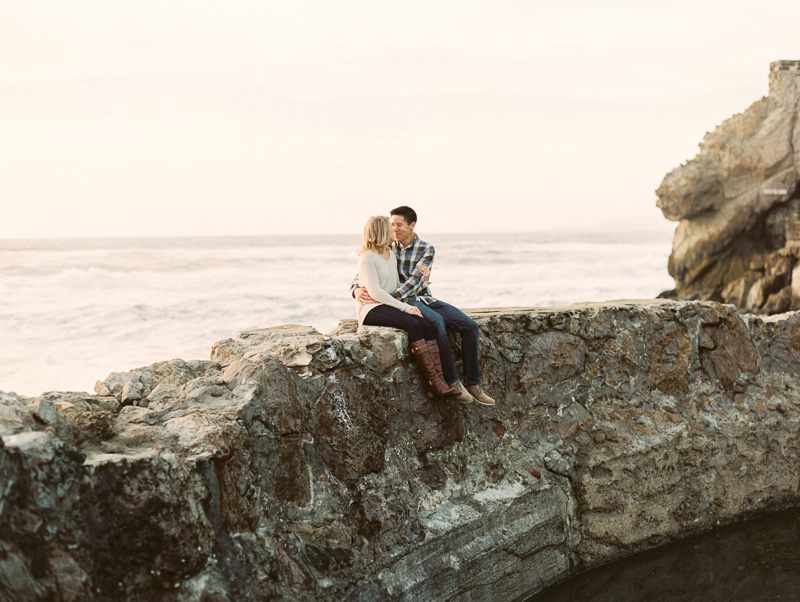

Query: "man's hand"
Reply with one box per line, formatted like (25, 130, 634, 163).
(354, 287, 377, 305)
(418, 264, 431, 281)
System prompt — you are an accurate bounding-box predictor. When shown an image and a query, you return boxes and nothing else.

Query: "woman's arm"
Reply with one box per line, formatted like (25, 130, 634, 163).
(358, 254, 413, 313)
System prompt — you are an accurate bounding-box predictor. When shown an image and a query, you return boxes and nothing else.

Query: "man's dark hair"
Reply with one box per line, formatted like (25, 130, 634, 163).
(390, 206, 417, 225)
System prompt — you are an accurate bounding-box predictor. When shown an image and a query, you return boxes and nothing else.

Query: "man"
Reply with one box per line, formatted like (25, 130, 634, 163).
(352, 206, 495, 406)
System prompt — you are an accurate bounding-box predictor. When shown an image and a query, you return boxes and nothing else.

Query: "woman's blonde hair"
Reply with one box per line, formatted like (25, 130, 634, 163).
(361, 215, 392, 254)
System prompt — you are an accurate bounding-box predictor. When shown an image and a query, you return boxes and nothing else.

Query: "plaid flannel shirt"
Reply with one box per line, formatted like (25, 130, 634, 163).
(351, 234, 437, 304)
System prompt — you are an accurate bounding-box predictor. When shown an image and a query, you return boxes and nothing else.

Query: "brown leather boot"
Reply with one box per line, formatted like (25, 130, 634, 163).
(410, 341, 459, 397)
(426, 339, 449, 391)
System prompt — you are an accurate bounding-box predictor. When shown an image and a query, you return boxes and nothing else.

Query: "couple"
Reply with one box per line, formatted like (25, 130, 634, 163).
(353, 206, 495, 406)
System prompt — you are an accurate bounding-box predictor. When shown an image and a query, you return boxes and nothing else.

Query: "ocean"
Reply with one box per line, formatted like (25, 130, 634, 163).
(0, 231, 674, 397)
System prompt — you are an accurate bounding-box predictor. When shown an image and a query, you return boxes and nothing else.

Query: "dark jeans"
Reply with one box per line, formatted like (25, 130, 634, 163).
(362, 304, 434, 343)
(412, 299, 482, 386)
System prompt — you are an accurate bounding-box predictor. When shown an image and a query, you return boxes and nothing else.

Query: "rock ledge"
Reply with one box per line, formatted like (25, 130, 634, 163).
(2, 300, 799, 601)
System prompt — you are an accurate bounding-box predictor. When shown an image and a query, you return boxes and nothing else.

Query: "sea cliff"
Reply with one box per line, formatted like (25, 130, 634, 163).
(2, 300, 799, 601)
(657, 60, 800, 312)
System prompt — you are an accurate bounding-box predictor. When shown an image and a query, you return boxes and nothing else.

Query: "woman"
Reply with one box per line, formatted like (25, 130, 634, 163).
(356, 215, 458, 398)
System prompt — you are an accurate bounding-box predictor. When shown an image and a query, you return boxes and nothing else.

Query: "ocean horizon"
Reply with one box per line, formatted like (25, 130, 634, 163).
(1, 230, 675, 397)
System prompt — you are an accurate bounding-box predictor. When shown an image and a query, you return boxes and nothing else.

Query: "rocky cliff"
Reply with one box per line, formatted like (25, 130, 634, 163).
(2, 301, 799, 602)
(657, 60, 800, 313)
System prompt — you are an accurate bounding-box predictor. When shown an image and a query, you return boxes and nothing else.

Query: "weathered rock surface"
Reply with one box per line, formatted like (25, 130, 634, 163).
(2, 301, 800, 601)
(657, 60, 800, 313)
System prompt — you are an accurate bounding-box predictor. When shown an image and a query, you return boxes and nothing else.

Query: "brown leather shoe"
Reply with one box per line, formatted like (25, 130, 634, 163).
(466, 384, 495, 406)
(451, 380, 473, 404)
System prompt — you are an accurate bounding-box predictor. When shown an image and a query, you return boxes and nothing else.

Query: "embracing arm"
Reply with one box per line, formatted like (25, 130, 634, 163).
(351, 273, 378, 304)
(358, 255, 413, 313)
(391, 245, 435, 302)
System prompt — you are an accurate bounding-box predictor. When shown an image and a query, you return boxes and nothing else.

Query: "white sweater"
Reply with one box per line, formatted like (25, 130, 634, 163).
(356, 249, 413, 325)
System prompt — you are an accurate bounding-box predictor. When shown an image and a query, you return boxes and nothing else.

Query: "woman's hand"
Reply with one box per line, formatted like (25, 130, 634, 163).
(407, 306, 423, 318)
(418, 264, 431, 281)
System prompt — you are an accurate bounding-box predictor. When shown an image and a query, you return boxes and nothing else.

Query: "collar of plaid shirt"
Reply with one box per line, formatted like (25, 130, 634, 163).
(391, 234, 436, 304)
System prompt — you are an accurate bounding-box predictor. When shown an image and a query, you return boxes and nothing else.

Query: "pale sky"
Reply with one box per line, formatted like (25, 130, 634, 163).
(1, 0, 798, 238)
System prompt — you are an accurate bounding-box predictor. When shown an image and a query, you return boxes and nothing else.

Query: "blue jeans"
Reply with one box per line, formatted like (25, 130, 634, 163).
(411, 300, 482, 386)
(362, 304, 434, 343)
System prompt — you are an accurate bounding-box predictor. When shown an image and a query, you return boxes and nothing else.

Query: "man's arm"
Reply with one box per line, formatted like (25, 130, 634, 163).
(351, 273, 377, 304)
(390, 245, 435, 302)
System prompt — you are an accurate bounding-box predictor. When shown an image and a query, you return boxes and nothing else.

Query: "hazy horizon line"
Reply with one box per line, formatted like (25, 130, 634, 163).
(0, 225, 676, 243)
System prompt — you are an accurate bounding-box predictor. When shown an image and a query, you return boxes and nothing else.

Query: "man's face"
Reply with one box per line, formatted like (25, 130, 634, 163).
(390, 214, 415, 245)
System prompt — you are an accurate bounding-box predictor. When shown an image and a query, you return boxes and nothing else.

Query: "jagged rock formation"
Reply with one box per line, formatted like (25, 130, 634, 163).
(2, 301, 800, 601)
(657, 60, 800, 313)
